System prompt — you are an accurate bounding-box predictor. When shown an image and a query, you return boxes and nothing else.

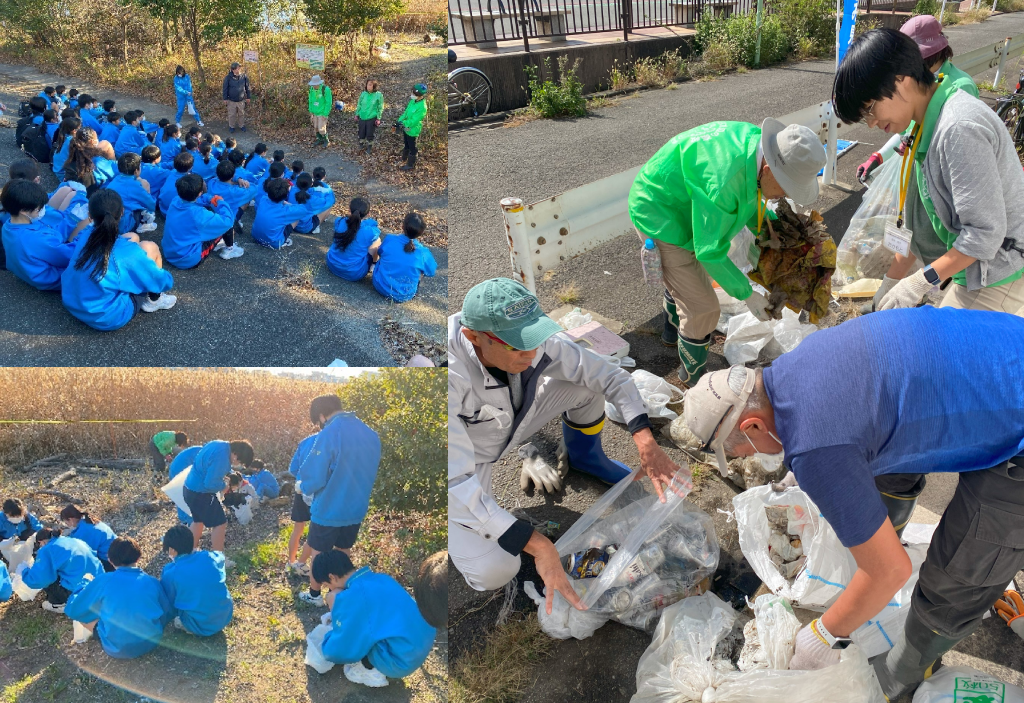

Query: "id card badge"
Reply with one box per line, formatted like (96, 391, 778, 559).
(883, 218, 912, 257)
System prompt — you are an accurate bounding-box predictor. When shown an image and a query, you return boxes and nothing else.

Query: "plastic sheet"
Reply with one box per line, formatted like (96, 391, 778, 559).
(558, 308, 592, 330)
(631, 592, 886, 703)
(913, 666, 1024, 703)
(0, 534, 36, 575)
(161, 466, 193, 518)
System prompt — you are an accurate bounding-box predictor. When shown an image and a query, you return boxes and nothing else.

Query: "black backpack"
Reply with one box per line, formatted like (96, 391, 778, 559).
(19, 120, 52, 163)
(18, 101, 31, 118)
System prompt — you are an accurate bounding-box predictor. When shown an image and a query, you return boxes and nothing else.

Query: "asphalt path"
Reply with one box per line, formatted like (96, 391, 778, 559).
(0, 63, 447, 366)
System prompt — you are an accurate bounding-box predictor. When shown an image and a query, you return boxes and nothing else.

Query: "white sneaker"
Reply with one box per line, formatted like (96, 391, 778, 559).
(281, 237, 294, 248)
(224, 558, 236, 569)
(298, 590, 324, 607)
(344, 662, 389, 688)
(141, 211, 156, 224)
(218, 244, 244, 260)
(137, 222, 157, 233)
(141, 293, 177, 312)
(197, 121, 205, 126)
(213, 239, 227, 252)
(288, 561, 310, 577)
(175, 122, 182, 129)
(311, 226, 321, 234)
(42, 601, 65, 614)
(173, 615, 185, 631)
(72, 621, 92, 644)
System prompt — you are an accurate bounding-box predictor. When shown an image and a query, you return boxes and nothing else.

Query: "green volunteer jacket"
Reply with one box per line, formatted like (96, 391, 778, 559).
(628, 121, 764, 301)
(308, 85, 333, 117)
(397, 97, 427, 138)
(356, 91, 384, 121)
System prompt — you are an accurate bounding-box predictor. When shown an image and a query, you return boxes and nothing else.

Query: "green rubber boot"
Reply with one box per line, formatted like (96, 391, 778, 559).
(662, 290, 679, 347)
(677, 334, 711, 388)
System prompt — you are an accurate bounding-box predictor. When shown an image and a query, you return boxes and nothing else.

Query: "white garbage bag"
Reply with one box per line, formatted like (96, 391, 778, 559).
(606, 369, 685, 422)
(850, 539, 929, 659)
(912, 666, 1024, 703)
(161, 466, 193, 518)
(11, 570, 41, 602)
(523, 580, 609, 640)
(231, 495, 255, 525)
(1, 534, 36, 575)
(724, 313, 776, 365)
(305, 614, 336, 674)
(631, 592, 887, 703)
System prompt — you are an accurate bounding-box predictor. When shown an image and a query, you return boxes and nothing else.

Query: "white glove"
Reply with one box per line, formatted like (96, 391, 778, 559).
(789, 621, 841, 670)
(744, 291, 771, 321)
(294, 480, 304, 496)
(772, 471, 799, 492)
(15, 561, 29, 577)
(519, 443, 566, 493)
(871, 275, 900, 312)
(877, 268, 933, 310)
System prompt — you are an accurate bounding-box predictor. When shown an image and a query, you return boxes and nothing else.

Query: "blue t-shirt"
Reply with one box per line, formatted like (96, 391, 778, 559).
(371, 234, 437, 303)
(763, 307, 1024, 548)
(326, 218, 381, 281)
(251, 199, 301, 249)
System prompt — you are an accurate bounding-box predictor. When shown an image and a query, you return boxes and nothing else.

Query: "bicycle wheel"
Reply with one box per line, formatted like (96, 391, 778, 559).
(996, 97, 1024, 147)
(447, 67, 493, 121)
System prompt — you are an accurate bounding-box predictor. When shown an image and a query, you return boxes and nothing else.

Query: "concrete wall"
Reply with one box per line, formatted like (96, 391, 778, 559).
(450, 35, 695, 113)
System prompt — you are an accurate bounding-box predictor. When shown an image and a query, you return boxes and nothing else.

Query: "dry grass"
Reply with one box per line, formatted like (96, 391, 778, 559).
(554, 281, 583, 305)
(450, 613, 553, 703)
(688, 42, 736, 80)
(958, 7, 992, 22)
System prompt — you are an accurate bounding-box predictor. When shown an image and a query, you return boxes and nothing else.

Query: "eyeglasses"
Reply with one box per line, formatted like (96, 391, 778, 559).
(482, 330, 517, 351)
(860, 100, 877, 125)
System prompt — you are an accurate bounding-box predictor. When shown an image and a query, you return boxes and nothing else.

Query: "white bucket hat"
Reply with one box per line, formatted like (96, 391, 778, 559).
(760, 118, 827, 207)
(308, 75, 323, 86)
(682, 367, 756, 478)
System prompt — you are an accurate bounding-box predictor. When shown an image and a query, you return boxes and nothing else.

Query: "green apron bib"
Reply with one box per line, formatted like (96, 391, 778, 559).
(912, 76, 1023, 288)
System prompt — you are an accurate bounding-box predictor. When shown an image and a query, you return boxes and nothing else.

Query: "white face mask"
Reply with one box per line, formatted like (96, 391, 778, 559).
(741, 428, 785, 473)
(27, 206, 47, 222)
(7, 515, 24, 524)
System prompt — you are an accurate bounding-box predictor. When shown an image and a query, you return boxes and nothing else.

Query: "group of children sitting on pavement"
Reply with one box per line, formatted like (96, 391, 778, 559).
(0, 86, 437, 332)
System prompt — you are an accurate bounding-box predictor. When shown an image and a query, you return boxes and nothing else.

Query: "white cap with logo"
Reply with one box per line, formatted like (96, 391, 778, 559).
(682, 367, 756, 478)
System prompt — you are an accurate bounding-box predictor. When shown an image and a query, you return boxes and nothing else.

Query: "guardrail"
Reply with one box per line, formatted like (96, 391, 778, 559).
(501, 33, 1022, 292)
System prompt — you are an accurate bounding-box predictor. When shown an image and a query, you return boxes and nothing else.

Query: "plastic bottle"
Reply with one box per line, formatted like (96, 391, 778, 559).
(641, 238, 663, 287)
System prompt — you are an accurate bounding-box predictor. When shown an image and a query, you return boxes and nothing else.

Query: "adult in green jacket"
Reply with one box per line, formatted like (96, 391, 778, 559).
(308, 75, 333, 147)
(628, 120, 827, 385)
(395, 83, 428, 172)
(356, 79, 384, 154)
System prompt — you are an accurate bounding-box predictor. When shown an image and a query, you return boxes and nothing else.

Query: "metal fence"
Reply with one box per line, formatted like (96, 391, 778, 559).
(448, 0, 756, 48)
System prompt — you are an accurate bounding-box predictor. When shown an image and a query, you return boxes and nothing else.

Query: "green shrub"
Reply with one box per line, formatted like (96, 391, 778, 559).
(914, 0, 939, 14)
(771, 0, 835, 54)
(525, 55, 587, 118)
(695, 9, 788, 68)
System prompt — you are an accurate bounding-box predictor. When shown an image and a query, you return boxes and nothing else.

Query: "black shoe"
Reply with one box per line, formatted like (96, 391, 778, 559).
(400, 154, 417, 171)
(240, 126, 246, 132)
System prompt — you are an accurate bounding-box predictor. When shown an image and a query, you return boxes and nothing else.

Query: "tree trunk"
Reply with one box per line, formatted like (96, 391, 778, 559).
(186, 7, 205, 83)
(123, 20, 129, 63)
(368, 27, 377, 60)
(162, 18, 172, 55)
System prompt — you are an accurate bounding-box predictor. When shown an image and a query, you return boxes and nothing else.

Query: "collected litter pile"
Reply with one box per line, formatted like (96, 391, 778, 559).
(752, 200, 837, 324)
(631, 592, 885, 703)
(763, 504, 809, 582)
(525, 475, 718, 639)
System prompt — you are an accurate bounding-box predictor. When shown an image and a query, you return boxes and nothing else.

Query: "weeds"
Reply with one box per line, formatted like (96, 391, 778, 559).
(914, 0, 940, 14)
(451, 614, 554, 703)
(609, 60, 632, 90)
(525, 56, 587, 118)
(554, 281, 582, 305)
(959, 7, 992, 22)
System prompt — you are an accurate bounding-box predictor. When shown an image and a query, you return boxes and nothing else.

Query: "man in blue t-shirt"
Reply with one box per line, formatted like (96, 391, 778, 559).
(681, 307, 1024, 700)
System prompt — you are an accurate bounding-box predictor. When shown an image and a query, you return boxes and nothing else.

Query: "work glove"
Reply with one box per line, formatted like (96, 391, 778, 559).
(772, 471, 799, 492)
(857, 152, 883, 183)
(865, 275, 900, 313)
(209, 195, 225, 208)
(519, 443, 566, 493)
(994, 590, 1024, 640)
(895, 135, 910, 156)
(789, 620, 841, 671)
(744, 291, 771, 322)
(877, 268, 933, 310)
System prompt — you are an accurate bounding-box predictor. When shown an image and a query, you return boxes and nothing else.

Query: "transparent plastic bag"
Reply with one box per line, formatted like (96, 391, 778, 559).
(733, 485, 857, 610)
(631, 592, 887, 703)
(834, 157, 900, 288)
(725, 310, 816, 365)
(551, 473, 713, 635)
(606, 370, 685, 423)
(912, 666, 1024, 703)
(231, 495, 255, 525)
(305, 615, 335, 673)
(11, 572, 41, 602)
(523, 580, 609, 640)
(161, 466, 193, 518)
(850, 541, 929, 658)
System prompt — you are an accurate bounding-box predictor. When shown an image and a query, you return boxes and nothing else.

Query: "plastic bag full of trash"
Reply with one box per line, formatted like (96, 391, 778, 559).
(524, 580, 610, 640)
(723, 309, 817, 365)
(606, 369, 685, 423)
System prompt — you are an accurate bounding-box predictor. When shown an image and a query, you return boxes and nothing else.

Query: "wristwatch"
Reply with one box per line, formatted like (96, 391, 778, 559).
(812, 618, 854, 650)
(923, 264, 941, 286)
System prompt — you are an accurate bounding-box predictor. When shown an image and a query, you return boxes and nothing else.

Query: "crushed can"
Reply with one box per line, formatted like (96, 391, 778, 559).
(564, 547, 612, 580)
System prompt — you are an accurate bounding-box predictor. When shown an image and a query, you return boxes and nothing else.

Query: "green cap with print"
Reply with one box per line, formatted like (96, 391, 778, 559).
(461, 278, 563, 351)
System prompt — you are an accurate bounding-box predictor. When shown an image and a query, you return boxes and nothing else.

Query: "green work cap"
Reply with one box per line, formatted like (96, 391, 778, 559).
(413, 83, 428, 96)
(461, 278, 563, 351)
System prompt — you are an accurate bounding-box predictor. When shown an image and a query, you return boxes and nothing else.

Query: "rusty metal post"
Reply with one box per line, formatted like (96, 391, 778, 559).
(501, 197, 538, 293)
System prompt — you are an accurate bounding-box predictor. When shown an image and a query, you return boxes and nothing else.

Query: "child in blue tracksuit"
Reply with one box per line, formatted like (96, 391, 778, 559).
(0, 180, 76, 291)
(372, 212, 436, 303)
(61, 190, 176, 331)
(98, 112, 122, 146)
(288, 171, 335, 234)
(22, 529, 104, 612)
(1, 497, 42, 541)
(296, 395, 381, 606)
(65, 537, 172, 658)
(254, 162, 287, 209)
(60, 505, 117, 571)
(140, 145, 172, 197)
(286, 432, 319, 575)
(192, 144, 220, 180)
(77, 95, 103, 133)
(327, 197, 381, 281)
(244, 143, 270, 180)
(173, 66, 203, 126)
(162, 174, 242, 267)
(182, 440, 254, 555)
(103, 153, 157, 234)
(158, 124, 183, 166)
(169, 445, 202, 525)
(251, 178, 302, 250)
(160, 525, 232, 636)
(244, 460, 280, 499)
(114, 111, 149, 158)
(158, 152, 195, 214)
(51, 120, 78, 177)
(206, 160, 257, 230)
(0, 561, 11, 602)
(313, 551, 436, 685)
(43, 110, 60, 149)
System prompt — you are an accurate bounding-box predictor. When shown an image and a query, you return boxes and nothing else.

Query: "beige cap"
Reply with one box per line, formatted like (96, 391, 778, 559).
(760, 118, 827, 206)
(682, 367, 756, 477)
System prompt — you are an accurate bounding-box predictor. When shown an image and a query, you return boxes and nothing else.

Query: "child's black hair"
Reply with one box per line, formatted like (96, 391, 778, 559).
(402, 212, 426, 253)
(243, 143, 267, 169)
(117, 152, 142, 176)
(106, 111, 121, 124)
(162, 525, 194, 555)
(158, 117, 170, 129)
(68, 88, 79, 98)
(60, 107, 76, 120)
(0, 179, 47, 218)
(227, 149, 245, 167)
(2, 497, 26, 517)
(216, 159, 236, 182)
(173, 151, 194, 173)
(187, 125, 201, 138)
(199, 142, 213, 163)
(43, 86, 55, 96)
(54, 117, 81, 154)
(250, 459, 266, 471)
(74, 189, 125, 281)
(312, 166, 326, 184)
(223, 137, 237, 151)
(10, 158, 40, 182)
(227, 471, 243, 488)
(66, 128, 102, 188)
(311, 550, 355, 585)
(414, 551, 448, 629)
(290, 160, 304, 177)
(228, 440, 255, 467)
(294, 172, 312, 204)
(175, 173, 204, 202)
(268, 161, 286, 179)
(108, 537, 141, 567)
(28, 97, 47, 115)
(309, 394, 343, 425)
(335, 197, 370, 251)
(141, 145, 161, 164)
(122, 110, 139, 125)
(35, 526, 62, 544)
(175, 65, 186, 77)
(267, 178, 291, 203)
(928, 45, 954, 69)
(42, 109, 57, 123)
(78, 93, 94, 107)
(833, 28, 935, 125)
(55, 84, 66, 94)
(60, 504, 99, 525)
(272, 149, 285, 162)
(184, 137, 199, 152)
(161, 124, 180, 143)
(174, 432, 188, 445)
(102, 99, 116, 112)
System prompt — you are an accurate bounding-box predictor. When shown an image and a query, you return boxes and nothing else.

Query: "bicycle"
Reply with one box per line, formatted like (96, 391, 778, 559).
(995, 67, 1024, 149)
(448, 49, 493, 121)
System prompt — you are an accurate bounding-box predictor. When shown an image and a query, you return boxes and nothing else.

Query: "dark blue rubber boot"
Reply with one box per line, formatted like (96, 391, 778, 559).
(560, 413, 632, 484)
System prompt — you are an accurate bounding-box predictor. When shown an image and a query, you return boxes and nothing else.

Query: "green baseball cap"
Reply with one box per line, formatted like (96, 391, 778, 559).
(461, 278, 563, 351)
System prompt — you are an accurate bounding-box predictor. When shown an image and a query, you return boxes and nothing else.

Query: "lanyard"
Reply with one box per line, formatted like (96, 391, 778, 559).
(896, 124, 922, 228)
(756, 186, 764, 234)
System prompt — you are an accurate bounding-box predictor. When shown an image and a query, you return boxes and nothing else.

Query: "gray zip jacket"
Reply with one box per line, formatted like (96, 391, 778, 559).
(916, 89, 1024, 289)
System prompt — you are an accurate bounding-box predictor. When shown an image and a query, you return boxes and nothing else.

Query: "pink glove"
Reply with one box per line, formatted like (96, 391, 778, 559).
(856, 152, 883, 183)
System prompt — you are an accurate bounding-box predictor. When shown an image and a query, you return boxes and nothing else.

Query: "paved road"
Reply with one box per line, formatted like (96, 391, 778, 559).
(0, 63, 447, 366)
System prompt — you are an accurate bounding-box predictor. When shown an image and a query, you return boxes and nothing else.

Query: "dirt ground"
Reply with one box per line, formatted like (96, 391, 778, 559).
(0, 458, 446, 703)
